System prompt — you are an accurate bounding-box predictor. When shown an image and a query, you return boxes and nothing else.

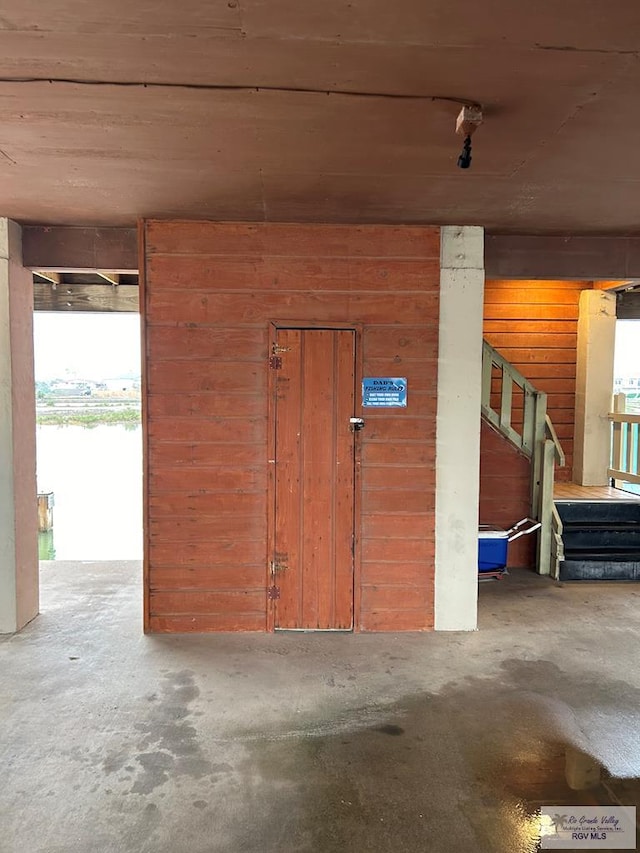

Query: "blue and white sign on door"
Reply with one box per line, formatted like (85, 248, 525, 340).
(362, 377, 407, 408)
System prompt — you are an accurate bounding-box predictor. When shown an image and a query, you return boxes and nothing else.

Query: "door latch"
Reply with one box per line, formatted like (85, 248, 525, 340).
(349, 417, 365, 431)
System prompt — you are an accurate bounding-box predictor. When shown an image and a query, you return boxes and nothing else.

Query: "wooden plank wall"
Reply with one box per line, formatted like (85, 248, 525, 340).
(479, 421, 534, 567)
(142, 221, 440, 632)
(483, 279, 593, 482)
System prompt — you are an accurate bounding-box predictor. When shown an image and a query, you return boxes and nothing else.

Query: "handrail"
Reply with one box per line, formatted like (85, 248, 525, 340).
(482, 339, 565, 577)
(481, 340, 545, 459)
(608, 393, 640, 486)
(545, 414, 566, 466)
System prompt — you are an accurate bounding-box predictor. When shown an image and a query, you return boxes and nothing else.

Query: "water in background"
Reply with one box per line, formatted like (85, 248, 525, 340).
(37, 424, 143, 560)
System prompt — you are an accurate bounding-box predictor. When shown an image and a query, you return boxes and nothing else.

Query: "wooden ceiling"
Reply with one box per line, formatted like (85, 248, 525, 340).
(2, 1, 640, 233)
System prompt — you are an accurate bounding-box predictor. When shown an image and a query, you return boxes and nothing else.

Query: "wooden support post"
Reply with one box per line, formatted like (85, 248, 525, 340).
(612, 393, 626, 488)
(537, 439, 556, 576)
(530, 391, 547, 519)
(37, 492, 54, 532)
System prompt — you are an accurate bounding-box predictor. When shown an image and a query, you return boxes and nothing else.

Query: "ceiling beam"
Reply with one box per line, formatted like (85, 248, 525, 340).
(616, 290, 640, 320)
(34, 283, 139, 313)
(22, 226, 137, 273)
(21, 226, 640, 283)
(486, 235, 640, 281)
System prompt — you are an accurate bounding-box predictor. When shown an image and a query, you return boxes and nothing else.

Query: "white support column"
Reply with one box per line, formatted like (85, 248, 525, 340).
(435, 226, 484, 631)
(573, 290, 616, 486)
(0, 218, 38, 633)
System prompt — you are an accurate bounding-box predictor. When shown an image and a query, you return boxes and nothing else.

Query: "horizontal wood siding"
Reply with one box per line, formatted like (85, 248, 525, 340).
(143, 221, 440, 633)
(483, 279, 593, 481)
(479, 421, 534, 568)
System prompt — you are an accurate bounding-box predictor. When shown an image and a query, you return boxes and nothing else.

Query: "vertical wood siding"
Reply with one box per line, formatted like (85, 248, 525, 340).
(142, 222, 440, 632)
(483, 279, 593, 482)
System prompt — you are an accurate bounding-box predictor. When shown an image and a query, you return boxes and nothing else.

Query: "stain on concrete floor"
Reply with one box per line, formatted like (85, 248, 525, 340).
(1, 562, 640, 852)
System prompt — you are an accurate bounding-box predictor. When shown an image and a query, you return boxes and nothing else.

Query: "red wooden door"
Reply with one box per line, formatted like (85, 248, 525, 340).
(272, 328, 356, 630)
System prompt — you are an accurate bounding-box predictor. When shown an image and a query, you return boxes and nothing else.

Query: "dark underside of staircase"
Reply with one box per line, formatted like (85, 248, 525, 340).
(557, 500, 640, 580)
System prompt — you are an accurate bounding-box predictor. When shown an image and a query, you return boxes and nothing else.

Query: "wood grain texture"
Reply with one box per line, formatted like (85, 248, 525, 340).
(146, 254, 440, 293)
(273, 329, 355, 630)
(143, 221, 440, 633)
(484, 278, 591, 482)
(145, 221, 441, 259)
(479, 420, 534, 568)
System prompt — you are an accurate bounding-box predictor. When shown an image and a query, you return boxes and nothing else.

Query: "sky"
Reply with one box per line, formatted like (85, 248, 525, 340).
(32, 312, 639, 382)
(614, 321, 640, 380)
(33, 313, 141, 380)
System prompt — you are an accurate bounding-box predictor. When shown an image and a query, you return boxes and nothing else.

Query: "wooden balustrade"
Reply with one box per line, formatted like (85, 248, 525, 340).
(482, 340, 565, 576)
(609, 393, 640, 486)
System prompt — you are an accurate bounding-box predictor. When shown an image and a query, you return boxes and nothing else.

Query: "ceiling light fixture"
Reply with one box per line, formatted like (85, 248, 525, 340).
(456, 105, 483, 169)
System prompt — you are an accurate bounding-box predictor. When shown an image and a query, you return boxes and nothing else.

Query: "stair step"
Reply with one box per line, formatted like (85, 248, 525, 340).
(555, 500, 640, 524)
(560, 560, 640, 581)
(563, 521, 640, 531)
(564, 549, 640, 561)
(562, 531, 640, 551)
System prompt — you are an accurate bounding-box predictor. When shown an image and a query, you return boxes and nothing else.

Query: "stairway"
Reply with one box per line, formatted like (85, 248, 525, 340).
(556, 500, 640, 580)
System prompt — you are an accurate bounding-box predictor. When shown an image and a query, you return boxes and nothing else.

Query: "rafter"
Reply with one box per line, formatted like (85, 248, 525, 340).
(96, 271, 120, 285)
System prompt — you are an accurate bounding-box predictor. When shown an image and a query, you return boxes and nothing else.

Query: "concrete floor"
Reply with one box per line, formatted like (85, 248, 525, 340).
(2, 564, 640, 853)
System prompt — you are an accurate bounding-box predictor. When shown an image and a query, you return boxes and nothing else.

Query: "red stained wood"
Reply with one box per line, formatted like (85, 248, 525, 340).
(148, 361, 265, 394)
(363, 358, 438, 390)
(143, 221, 440, 633)
(147, 291, 438, 326)
(148, 614, 266, 632)
(148, 326, 268, 360)
(486, 304, 579, 320)
(146, 254, 440, 293)
(362, 466, 433, 491)
(361, 443, 435, 466)
(273, 329, 355, 630)
(362, 514, 432, 540)
(150, 466, 266, 493)
(150, 590, 265, 614)
(364, 418, 435, 442)
(360, 609, 433, 632)
(150, 566, 264, 591)
(362, 538, 434, 563)
(479, 421, 534, 568)
(487, 334, 578, 349)
(151, 540, 265, 567)
(149, 517, 264, 542)
(148, 417, 266, 444)
(145, 221, 441, 259)
(148, 394, 265, 419)
(364, 326, 438, 358)
(363, 490, 434, 514)
(149, 492, 262, 517)
(149, 442, 264, 467)
(484, 288, 584, 305)
(484, 278, 589, 482)
(361, 585, 432, 613)
(362, 561, 432, 586)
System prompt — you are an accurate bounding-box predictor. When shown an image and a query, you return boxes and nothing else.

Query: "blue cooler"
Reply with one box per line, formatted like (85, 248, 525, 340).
(478, 527, 509, 572)
(478, 518, 541, 574)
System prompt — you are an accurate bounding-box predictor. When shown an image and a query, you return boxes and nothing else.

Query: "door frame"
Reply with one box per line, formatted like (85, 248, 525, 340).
(266, 321, 364, 632)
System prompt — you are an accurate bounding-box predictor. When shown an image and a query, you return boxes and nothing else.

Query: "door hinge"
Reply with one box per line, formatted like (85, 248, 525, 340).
(267, 585, 281, 600)
(270, 560, 288, 575)
(269, 355, 282, 370)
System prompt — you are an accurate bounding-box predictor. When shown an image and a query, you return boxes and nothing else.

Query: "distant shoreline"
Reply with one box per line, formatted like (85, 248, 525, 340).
(37, 408, 141, 427)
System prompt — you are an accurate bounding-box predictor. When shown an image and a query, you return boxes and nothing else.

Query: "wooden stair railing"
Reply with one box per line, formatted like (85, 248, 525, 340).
(481, 340, 565, 576)
(609, 393, 640, 488)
